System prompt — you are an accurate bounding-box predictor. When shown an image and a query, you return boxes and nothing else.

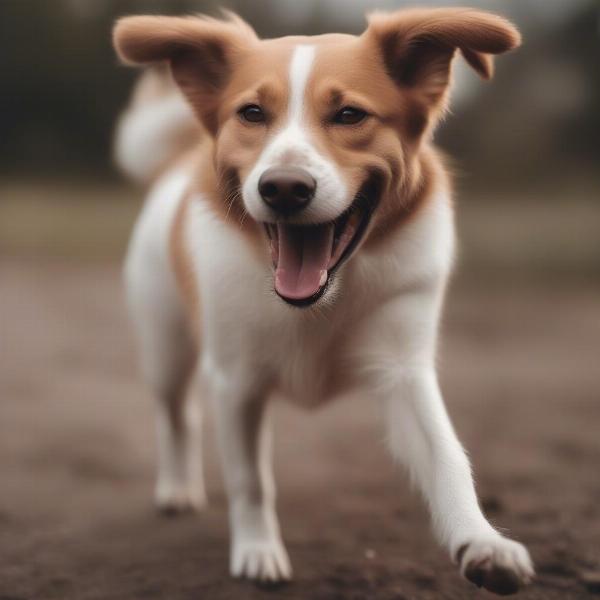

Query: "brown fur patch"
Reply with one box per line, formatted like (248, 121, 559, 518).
(366, 8, 520, 92)
(114, 13, 259, 134)
(365, 146, 451, 250)
(169, 191, 200, 341)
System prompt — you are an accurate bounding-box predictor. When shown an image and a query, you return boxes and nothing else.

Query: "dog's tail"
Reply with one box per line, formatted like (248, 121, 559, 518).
(113, 65, 199, 184)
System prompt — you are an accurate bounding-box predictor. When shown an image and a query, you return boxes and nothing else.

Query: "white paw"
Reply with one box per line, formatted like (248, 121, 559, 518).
(231, 537, 292, 582)
(457, 534, 534, 596)
(155, 482, 206, 515)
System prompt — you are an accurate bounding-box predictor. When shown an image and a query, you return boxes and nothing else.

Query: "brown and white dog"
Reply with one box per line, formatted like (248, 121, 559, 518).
(113, 8, 533, 594)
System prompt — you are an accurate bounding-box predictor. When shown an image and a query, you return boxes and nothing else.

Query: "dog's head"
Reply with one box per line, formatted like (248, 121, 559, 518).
(114, 8, 519, 307)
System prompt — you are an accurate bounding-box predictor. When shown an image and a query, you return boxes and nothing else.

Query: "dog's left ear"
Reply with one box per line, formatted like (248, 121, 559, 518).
(364, 8, 521, 105)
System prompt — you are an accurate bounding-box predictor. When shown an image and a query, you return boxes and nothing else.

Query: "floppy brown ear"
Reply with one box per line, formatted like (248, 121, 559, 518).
(365, 8, 521, 104)
(113, 14, 257, 133)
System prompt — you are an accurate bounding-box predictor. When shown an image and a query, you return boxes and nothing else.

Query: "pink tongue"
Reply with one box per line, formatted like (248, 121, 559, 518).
(275, 224, 333, 300)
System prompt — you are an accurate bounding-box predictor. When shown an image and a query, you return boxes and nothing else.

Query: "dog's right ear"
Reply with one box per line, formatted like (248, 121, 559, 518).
(113, 14, 257, 133)
(364, 8, 520, 112)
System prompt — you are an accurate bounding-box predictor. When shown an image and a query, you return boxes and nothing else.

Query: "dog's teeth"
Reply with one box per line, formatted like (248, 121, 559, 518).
(319, 270, 327, 286)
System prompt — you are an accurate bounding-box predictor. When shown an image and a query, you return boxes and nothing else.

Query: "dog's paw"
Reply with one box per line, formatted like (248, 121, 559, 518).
(155, 482, 206, 515)
(231, 537, 292, 583)
(456, 534, 534, 595)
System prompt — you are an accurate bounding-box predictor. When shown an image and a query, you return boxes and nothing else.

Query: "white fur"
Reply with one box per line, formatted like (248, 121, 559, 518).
(124, 169, 206, 511)
(122, 50, 533, 590)
(289, 45, 315, 119)
(115, 91, 195, 183)
(125, 167, 533, 585)
(242, 45, 349, 225)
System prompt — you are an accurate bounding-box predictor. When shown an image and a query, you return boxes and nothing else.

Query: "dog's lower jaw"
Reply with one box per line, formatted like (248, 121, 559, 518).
(265, 178, 380, 308)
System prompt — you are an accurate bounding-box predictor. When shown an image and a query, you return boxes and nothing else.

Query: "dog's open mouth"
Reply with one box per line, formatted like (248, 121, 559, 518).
(263, 192, 375, 307)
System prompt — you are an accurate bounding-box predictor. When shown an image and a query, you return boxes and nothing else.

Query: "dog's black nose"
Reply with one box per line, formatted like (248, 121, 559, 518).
(258, 167, 316, 216)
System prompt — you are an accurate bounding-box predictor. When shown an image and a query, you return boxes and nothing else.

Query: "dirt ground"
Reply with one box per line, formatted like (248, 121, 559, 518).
(1, 257, 599, 600)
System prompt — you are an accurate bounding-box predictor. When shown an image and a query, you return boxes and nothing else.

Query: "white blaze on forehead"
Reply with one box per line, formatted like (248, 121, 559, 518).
(288, 45, 316, 123)
(241, 42, 349, 224)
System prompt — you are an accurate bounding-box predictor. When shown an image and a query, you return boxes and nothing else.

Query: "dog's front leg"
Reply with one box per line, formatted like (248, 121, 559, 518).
(383, 367, 534, 595)
(208, 370, 291, 582)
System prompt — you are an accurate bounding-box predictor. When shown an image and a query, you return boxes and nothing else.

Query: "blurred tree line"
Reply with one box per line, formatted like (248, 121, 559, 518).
(0, 0, 597, 187)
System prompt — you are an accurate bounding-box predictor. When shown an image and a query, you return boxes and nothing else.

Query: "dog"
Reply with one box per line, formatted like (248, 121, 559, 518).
(112, 7, 534, 594)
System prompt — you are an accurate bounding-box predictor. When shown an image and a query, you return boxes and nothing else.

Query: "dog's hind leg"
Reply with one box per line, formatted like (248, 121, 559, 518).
(124, 175, 206, 513)
(144, 310, 203, 514)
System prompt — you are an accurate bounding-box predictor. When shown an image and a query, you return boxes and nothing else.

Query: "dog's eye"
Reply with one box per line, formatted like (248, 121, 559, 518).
(238, 104, 265, 123)
(333, 106, 368, 125)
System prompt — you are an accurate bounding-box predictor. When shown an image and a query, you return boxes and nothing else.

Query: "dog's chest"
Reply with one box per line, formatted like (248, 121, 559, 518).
(272, 316, 350, 406)
(189, 190, 453, 405)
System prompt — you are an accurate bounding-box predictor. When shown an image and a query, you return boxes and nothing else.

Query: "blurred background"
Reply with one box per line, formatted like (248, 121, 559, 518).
(0, 0, 598, 273)
(1, 2, 599, 599)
